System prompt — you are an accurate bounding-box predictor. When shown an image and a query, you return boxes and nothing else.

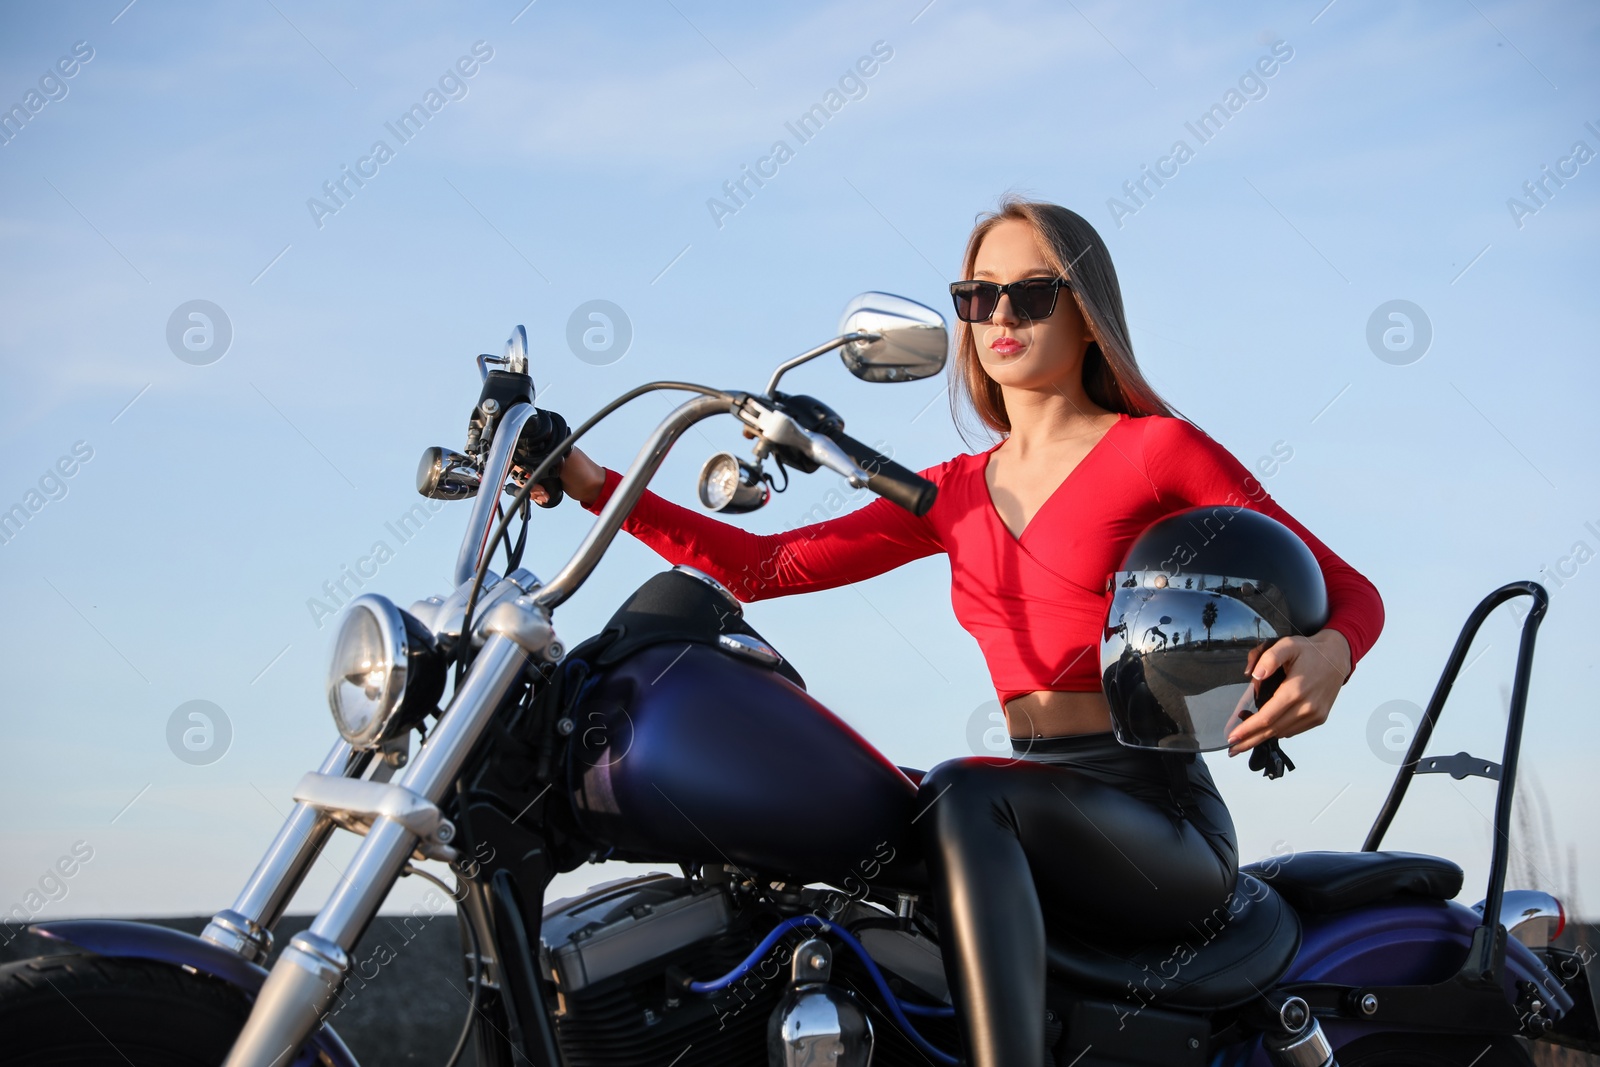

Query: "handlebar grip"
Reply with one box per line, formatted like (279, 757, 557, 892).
(516, 408, 570, 509)
(829, 431, 937, 516)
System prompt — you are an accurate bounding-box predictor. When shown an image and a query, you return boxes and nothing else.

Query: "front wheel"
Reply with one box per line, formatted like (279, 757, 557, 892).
(0, 953, 251, 1066)
(1336, 1032, 1535, 1066)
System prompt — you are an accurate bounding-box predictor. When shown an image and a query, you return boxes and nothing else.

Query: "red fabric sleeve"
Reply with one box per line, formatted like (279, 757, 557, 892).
(1140, 418, 1385, 677)
(581, 464, 947, 602)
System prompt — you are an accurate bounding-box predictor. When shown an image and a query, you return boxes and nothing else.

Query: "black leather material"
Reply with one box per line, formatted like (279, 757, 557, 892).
(1240, 850, 1463, 914)
(1044, 871, 1302, 1010)
(916, 745, 1238, 1067)
(569, 568, 806, 690)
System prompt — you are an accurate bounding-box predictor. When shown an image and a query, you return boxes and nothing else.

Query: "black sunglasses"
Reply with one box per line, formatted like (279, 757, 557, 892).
(949, 277, 1072, 323)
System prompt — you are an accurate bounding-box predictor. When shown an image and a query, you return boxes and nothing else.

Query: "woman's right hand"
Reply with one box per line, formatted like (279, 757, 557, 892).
(529, 445, 605, 507)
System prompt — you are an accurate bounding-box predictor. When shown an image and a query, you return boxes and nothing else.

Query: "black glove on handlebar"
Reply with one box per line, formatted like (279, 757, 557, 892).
(514, 408, 571, 509)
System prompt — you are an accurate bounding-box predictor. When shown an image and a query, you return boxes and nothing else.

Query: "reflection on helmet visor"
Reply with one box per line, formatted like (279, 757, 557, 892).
(1100, 577, 1287, 752)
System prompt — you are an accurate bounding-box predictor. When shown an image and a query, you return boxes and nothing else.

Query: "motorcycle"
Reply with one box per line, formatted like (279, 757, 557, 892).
(3, 292, 1597, 1067)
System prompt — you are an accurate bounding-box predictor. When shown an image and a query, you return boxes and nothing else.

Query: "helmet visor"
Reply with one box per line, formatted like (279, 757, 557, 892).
(1100, 575, 1288, 751)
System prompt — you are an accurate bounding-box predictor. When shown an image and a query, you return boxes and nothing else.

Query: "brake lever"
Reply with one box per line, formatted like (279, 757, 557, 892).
(751, 407, 870, 487)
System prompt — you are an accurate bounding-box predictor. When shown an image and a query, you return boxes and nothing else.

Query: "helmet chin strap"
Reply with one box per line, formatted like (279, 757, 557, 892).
(1249, 737, 1295, 780)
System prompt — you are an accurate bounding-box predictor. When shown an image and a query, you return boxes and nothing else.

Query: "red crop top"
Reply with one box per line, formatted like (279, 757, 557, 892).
(583, 413, 1384, 705)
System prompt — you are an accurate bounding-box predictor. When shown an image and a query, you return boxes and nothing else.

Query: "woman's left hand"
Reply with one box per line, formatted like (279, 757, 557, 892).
(1227, 629, 1353, 757)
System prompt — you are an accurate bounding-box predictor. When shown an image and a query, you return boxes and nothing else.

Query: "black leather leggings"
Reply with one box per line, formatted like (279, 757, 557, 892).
(915, 732, 1237, 1067)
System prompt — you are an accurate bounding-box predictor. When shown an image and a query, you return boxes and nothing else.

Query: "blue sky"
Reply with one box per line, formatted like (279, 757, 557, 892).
(2, 0, 1596, 922)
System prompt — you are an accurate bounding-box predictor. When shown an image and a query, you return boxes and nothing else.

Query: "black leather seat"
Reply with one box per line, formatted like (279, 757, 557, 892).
(1240, 850, 1462, 914)
(1044, 871, 1301, 1010)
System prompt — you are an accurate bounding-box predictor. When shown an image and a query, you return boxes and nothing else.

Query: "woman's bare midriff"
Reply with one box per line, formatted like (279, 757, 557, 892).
(1003, 689, 1114, 739)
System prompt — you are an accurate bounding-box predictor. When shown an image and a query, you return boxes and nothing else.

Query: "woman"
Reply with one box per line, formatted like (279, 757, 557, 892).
(543, 198, 1384, 1065)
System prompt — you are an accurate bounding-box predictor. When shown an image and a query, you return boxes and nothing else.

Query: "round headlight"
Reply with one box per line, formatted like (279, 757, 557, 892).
(699, 453, 740, 510)
(327, 594, 442, 748)
(697, 452, 768, 514)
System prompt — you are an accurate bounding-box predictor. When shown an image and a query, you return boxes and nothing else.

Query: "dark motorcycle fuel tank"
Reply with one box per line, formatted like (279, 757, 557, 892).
(564, 569, 921, 885)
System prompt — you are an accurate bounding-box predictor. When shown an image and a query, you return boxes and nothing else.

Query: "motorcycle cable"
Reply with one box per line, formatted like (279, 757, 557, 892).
(401, 863, 481, 1067)
(455, 381, 732, 682)
(684, 913, 958, 1064)
(500, 496, 531, 574)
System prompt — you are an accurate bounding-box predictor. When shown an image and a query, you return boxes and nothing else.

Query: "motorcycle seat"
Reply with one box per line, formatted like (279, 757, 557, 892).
(1239, 850, 1463, 914)
(1044, 871, 1300, 1011)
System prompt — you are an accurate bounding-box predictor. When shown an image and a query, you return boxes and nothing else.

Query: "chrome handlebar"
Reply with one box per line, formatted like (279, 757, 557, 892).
(453, 385, 872, 613)
(533, 392, 735, 610)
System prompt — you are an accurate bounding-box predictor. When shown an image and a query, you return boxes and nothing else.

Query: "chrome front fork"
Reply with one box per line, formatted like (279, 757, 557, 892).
(222, 607, 556, 1067)
(201, 740, 358, 964)
(213, 392, 726, 1066)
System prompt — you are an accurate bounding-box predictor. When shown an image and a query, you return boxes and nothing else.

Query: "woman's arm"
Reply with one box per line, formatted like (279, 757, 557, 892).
(543, 446, 947, 602)
(1140, 418, 1386, 753)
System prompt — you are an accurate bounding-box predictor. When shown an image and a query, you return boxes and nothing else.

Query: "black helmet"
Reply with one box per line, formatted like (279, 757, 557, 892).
(1100, 506, 1328, 754)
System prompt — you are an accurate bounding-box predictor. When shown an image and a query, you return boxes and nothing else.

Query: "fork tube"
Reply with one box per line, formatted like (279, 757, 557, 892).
(201, 740, 359, 963)
(223, 635, 528, 1067)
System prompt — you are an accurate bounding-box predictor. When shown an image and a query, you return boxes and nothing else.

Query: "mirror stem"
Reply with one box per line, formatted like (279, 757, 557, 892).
(763, 332, 879, 399)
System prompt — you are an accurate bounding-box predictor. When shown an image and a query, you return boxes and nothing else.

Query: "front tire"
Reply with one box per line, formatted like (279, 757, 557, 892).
(0, 953, 251, 1066)
(1336, 1031, 1535, 1066)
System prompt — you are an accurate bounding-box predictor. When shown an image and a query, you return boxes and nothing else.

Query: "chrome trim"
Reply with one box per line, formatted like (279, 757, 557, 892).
(326, 593, 411, 749)
(793, 938, 832, 982)
(717, 632, 781, 667)
(838, 292, 949, 383)
(478, 595, 562, 662)
(535, 393, 735, 611)
(696, 451, 768, 513)
(1476, 889, 1564, 949)
(1277, 995, 1310, 1032)
(1264, 1016, 1335, 1067)
(416, 445, 481, 501)
(225, 635, 530, 1065)
(292, 772, 458, 863)
(201, 910, 272, 964)
(203, 740, 356, 962)
(763, 332, 876, 399)
(223, 933, 349, 1066)
(453, 401, 539, 587)
(753, 404, 871, 487)
(424, 567, 539, 644)
(674, 565, 742, 615)
(770, 941, 875, 1067)
(288, 930, 347, 976)
(503, 324, 529, 376)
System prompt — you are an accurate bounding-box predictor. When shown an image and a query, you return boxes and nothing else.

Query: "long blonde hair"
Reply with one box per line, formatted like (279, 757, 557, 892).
(951, 197, 1174, 438)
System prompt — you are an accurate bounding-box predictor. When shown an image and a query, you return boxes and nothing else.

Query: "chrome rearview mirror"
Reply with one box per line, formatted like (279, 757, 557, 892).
(838, 293, 948, 383)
